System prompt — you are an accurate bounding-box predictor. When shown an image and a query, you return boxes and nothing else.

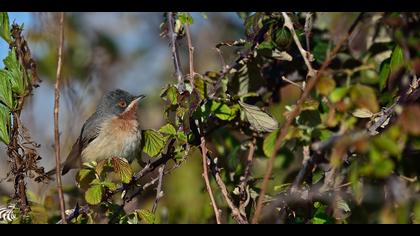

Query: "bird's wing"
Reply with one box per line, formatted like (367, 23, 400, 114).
(61, 113, 102, 175)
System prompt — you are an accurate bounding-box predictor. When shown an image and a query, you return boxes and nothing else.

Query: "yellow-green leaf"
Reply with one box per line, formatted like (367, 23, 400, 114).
(3, 49, 25, 95)
(0, 13, 11, 43)
(0, 104, 10, 144)
(263, 130, 279, 157)
(316, 76, 336, 96)
(137, 209, 155, 224)
(329, 87, 348, 103)
(158, 123, 176, 136)
(111, 157, 133, 184)
(0, 70, 13, 109)
(142, 129, 165, 157)
(85, 184, 103, 205)
(239, 101, 278, 133)
(390, 45, 404, 74)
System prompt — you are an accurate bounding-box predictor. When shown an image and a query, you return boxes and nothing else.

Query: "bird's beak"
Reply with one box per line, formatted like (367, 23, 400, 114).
(125, 95, 145, 112)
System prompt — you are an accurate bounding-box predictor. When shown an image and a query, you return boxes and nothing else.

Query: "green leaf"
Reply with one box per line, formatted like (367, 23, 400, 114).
(211, 101, 238, 121)
(111, 157, 133, 184)
(3, 49, 25, 95)
(85, 184, 103, 205)
(137, 209, 155, 224)
(194, 76, 207, 100)
(158, 123, 177, 136)
(0, 13, 11, 43)
(378, 58, 391, 91)
(160, 85, 177, 105)
(316, 76, 336, 96)
(329, 87, 348, 103)
(178, 12, 193, 25)
(142, 129, 165, 157)
(0, 70, 13, 109)
(239, 101, 278, 133)
(76, 168, 96, 190)
(0, 104, 10, 144)
(263, 130, 279, 157)
(100, 181, 118, 191)
(390, 45, 404, 74)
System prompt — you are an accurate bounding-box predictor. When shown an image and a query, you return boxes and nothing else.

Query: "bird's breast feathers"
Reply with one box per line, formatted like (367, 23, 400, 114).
(81, 116, 141, 163)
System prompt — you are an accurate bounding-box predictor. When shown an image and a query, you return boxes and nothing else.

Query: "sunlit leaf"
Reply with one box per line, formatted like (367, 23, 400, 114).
(0, 104, 10, 144)
(158, 123, 176, 136)
(0, 13, 11, 43)
(239, 101, 278, 132)
(3, 48, 25, 95)
(263, 130, 279, 157)
(329, 87, 348, 103)
(111, 157, 133, 184)
(142, 129, 165, 157)
(85, 184, 103, 205)
(160, 85, 177, 105)
(137, 209, 155, 224)
(0, 70, 13, 109)
(316, 76, 336, 96)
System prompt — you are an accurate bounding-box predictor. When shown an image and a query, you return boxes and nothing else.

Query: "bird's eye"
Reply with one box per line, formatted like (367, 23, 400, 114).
(118, 100, 127, 108)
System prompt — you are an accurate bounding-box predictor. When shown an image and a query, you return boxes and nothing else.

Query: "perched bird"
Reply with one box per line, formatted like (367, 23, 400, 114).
(47, 89, 145, 176)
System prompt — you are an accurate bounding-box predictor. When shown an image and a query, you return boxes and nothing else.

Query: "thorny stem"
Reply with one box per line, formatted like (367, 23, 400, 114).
(54, 12, 67, 224)
(200, 136, 222, 224)
(251, 12, 364, 224)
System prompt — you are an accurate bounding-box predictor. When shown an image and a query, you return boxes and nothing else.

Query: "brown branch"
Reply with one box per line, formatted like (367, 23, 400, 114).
(53, 12, 67, 224)
(185, 20, 195, 88)
(167, 12, 184, 92)
(200, 136, 222, 224)
(251, 13, 363, 224)
(209, 158, 249, 224)
(152, 164, 165, 214)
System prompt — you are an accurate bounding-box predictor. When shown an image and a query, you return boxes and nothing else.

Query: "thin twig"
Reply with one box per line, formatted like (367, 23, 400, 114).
(209, 158, 249, 224)
(152, 164, 165, 214)
(54, 12, 67, 224)
(282, 76, 304, 91)
(304, 12, 313, 51)
(282, 12, 315, 78)
(251, 13, 363, 224)
(185, 20, 195, 88)
(200, 136, 222, 224)
(167, 12, 184, 92)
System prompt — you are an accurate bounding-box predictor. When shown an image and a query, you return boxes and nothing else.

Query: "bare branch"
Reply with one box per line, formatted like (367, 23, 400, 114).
(200, 136, 222, 224)
(167, 12, 185, 92)
(53, 12, 67, 224)
(304, 12, 313, 51)
(282, 76, 304, 91)
(282, 12, 315, 78)
(152, 164, 165, 214)
(185, 20, 195, 88)
(209, 158, 248, 224)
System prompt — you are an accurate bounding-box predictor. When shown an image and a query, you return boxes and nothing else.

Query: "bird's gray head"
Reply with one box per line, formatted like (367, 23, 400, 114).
(97, 89, 145, 117)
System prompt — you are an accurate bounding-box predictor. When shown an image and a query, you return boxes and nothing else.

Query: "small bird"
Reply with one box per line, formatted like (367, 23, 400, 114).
(47, 89, 145, 176)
